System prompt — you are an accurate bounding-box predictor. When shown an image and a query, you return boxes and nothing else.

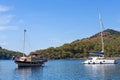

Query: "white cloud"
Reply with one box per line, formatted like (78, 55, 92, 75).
(0, 5, 19, 31)
(0, 26, 7, 30)
(0, 14, 15, 24)
(0, 26, 18, 31)
(0, 5, 18, 48)
(0, 5, 12, 12)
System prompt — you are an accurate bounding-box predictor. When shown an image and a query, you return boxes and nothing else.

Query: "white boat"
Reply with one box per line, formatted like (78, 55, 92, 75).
(83, 14, 116, 64)
(14, 29, 47, 67)
(83, 56, 116, 64)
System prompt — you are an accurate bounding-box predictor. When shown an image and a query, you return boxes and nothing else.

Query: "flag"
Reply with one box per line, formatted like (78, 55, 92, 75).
(24, 29, 27, 32)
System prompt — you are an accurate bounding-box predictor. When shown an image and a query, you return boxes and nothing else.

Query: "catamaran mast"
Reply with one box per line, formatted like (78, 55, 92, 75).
(99, 13, 104, 53)
(23, 29, 26, 56)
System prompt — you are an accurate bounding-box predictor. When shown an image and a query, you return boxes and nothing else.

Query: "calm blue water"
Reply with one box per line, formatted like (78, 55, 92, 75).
(0, 60, 120, 80)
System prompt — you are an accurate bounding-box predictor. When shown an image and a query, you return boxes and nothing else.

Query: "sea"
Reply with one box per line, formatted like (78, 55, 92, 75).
(0, 59, 120, 80)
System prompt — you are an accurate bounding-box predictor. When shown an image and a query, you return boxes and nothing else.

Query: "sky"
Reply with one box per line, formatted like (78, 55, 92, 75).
(0, 0, 120, 54)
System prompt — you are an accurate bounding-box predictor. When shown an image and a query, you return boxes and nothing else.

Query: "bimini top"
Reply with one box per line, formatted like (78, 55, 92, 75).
(90, 51, 104, 55)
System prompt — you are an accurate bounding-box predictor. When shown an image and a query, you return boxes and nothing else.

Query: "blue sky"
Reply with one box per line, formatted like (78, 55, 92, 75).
(0, 0, 120, 54)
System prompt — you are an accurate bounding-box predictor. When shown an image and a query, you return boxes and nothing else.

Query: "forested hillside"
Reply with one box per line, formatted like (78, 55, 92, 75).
(0, 47, 23, 59)
(31, 29, 120, 59)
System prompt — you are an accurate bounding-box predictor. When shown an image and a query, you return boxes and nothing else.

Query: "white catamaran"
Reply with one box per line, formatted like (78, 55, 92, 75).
(83, 14, 117, 64)
(14, 29, 47, 67)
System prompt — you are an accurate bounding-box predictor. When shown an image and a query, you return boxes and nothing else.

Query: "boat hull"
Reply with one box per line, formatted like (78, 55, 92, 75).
(15, 61, 44, 67)
(83, 59, 116, 64)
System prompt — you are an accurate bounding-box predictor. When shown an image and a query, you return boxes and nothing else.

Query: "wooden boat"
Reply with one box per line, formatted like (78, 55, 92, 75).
(14, 53, 47, 67)
(14, 29, 47, 67)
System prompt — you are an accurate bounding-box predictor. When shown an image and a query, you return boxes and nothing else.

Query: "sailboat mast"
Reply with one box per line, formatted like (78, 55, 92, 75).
(99, 13, 104, 53)
(23, 29, 26, 56)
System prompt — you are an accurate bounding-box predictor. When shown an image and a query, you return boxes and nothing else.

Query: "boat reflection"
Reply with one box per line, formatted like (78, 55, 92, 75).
(84, 64, 116, 80)
(14, 66, 43, 80)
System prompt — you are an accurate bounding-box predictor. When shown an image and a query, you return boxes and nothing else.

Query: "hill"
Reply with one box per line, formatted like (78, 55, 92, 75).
(31, 29, 120, 59)
(0, 47, 23, 59)
(90, 29, 120, 39)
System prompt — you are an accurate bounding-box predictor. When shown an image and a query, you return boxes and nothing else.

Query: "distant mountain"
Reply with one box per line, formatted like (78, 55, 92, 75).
(32, 29, 120, 59)
(0, 47, 23, 59)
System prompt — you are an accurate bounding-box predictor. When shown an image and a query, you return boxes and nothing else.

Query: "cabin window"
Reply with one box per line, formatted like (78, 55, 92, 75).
(89, 58, 92, 60)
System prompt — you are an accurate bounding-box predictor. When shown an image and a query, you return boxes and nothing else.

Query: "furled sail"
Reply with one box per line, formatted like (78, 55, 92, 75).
(90, 52, 104, 55)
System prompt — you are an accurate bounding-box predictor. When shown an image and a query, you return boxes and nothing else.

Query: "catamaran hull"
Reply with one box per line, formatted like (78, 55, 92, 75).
(83, 60, 116, 64)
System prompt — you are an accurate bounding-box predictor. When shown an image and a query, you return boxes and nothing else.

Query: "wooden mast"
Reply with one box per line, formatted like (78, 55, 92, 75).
(23, 29, 26, 57)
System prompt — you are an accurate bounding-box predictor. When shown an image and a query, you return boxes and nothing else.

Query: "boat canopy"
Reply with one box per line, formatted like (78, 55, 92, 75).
(90, 52, 104, 55)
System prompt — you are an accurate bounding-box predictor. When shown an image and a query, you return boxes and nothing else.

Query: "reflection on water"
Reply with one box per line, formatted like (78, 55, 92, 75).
(14, 67, 43, 80)
(84, 64, 120, 80)
(0, 60, 120, 80)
